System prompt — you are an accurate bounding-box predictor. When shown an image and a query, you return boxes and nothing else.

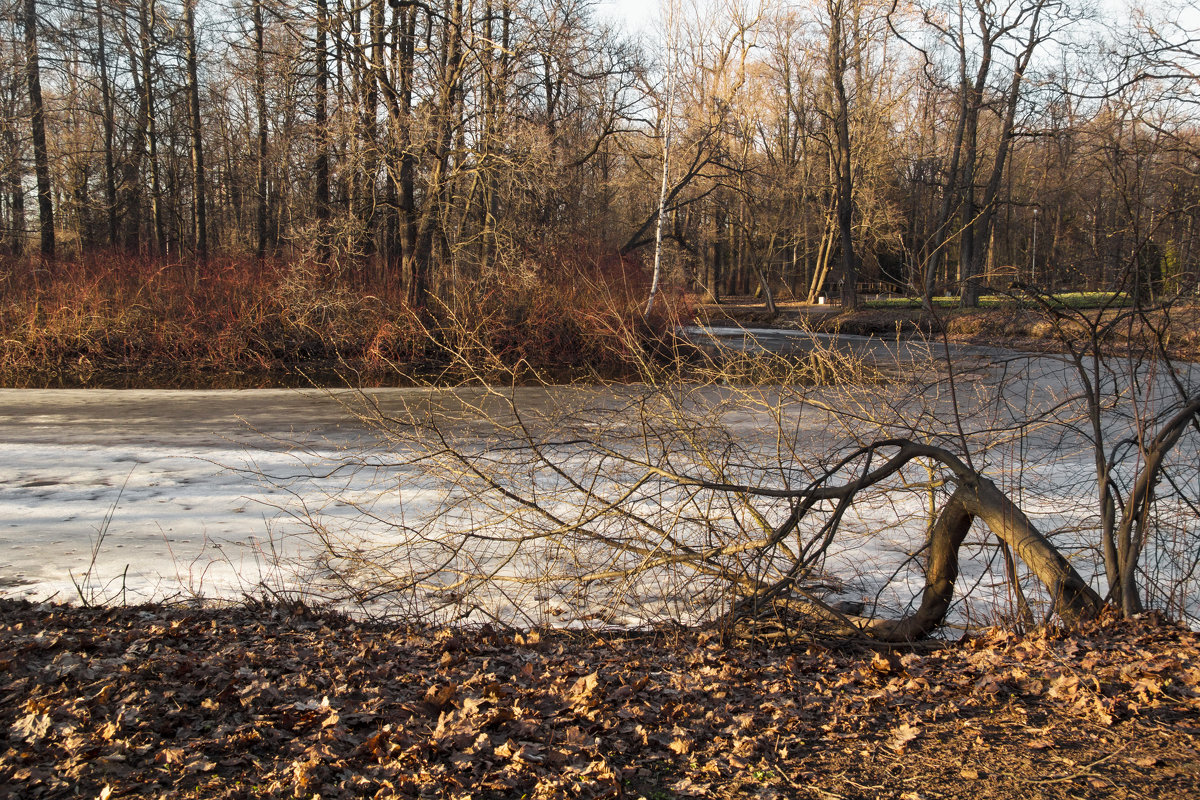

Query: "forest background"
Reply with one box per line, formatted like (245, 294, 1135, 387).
(1, 0, 1199, 385)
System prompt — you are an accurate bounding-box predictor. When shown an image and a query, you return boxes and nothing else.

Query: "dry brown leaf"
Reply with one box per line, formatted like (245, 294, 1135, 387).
(668, 736, 692, 755)
(871, 652, 900, 674)
(560, 725, 591, 746)
(424, 683, 457, 710)
(98, 720, 120, 741)
(1048, 674, 1080, 699)
(671, 777, 711, 796)
(888, 722, 921, 753)
(10, 712, 52, 743)
(570, 671, 601, 701)
(156, 748, 186, 765)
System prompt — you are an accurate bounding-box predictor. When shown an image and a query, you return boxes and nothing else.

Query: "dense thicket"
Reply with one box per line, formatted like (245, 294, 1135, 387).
(1, 0, 1197, 308)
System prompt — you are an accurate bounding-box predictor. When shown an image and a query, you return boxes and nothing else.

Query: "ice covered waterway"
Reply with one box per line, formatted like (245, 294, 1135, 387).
(2, 330, 1196, 626)
(0, 388, 403, 602)
(0, 328, 921, 608)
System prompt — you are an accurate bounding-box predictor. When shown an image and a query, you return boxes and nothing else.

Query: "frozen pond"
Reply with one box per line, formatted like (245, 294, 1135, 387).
(0, 329, 951, 606)
(0, 388, 392, 602)
(2, 327, 1196, 629)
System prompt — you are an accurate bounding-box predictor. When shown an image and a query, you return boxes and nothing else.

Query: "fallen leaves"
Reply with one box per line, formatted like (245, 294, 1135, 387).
(9, 712, 52, 743)
(667, 731, 694, 755)
(888, 722, 921, 753)
(1, 600, 1197, 800)
(423, 682, 457, 711)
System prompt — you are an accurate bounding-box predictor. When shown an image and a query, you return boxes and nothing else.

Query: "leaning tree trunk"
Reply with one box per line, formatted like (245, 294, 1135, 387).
(868, 475, 1103, 642)
(717, 439, 1105, 642)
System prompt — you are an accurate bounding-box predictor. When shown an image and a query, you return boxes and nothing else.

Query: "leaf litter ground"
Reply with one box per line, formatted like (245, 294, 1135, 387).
(2, 600, 1198, 799)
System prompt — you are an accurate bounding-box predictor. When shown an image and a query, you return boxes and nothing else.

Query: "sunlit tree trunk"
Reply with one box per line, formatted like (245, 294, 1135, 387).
(253, 0, 269, 262)
(645, 0, 676, 317)
(139, 0, 166, 258)
(23, 0, 53, 260)
(94, 0, 117, 248)
(184, 0, 207, 265)
(314, 0, 330, 261)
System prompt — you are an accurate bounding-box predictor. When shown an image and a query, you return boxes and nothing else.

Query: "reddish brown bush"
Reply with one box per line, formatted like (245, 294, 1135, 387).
(0, 247, 686, 387)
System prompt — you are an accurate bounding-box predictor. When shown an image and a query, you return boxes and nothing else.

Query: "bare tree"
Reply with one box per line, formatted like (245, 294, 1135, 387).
(253, 0, 270, 261)
(93, 0, 117, 247)
(260, 315, 1199, 638)
(22, 0, 52, 259)
(139, 0, 166, 257)
(184, 0, 208, 266)
(825, 0, 859, 309)
(890, 0, 1081, 306)
(644, 0, 678, 317)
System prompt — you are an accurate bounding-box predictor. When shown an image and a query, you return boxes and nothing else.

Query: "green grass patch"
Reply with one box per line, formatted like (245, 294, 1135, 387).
(864, 292, 1130, 310)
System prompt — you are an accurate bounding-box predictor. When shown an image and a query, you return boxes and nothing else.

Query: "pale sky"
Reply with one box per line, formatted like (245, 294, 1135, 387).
(593, 0, 1200, 40)
(595, 0, 658, 36)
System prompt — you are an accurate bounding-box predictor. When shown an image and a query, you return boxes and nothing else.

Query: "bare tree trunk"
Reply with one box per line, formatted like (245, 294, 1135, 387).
(314, 0, 330, 262)
(806, 214, 835, 303)
(94, 0, 117, 248)
(828, 3, 858, 309)
(396, 3, 418, 299)
(23, 0, 53, 260)
(719, 439, 1103, 641)
(867, 485, 974, 641)
(364, 0, 385, 265)
(139, 0, 165, 258)
(646, 7, 676, 318)
(957, 80, 982, 308)
(3, 122, 21, 256)
(406, 0, 463, 307)
(921, 85, 967, 312)
(709, 205, 724, 304)
(869, 474, 1103, 642)
(1113, 395, 1200, 614)
(253, 0, 268, 262)
(184, 0, 207, 266)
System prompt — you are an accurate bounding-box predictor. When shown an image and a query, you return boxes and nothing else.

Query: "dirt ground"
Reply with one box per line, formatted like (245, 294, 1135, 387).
(2, 600, 1197, 799)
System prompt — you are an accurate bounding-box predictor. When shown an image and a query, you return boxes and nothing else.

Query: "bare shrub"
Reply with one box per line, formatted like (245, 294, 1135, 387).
(249, 307, 1197, 640)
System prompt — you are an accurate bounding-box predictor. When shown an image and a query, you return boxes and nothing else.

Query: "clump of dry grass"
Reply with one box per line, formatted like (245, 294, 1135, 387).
(0, 248, 679, 386)
(0, 255, 415, 384)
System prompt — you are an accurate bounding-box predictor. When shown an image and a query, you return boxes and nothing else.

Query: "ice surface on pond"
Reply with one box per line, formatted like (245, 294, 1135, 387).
(1, 331, 1197, 629)
(0, 388, 402, 603)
